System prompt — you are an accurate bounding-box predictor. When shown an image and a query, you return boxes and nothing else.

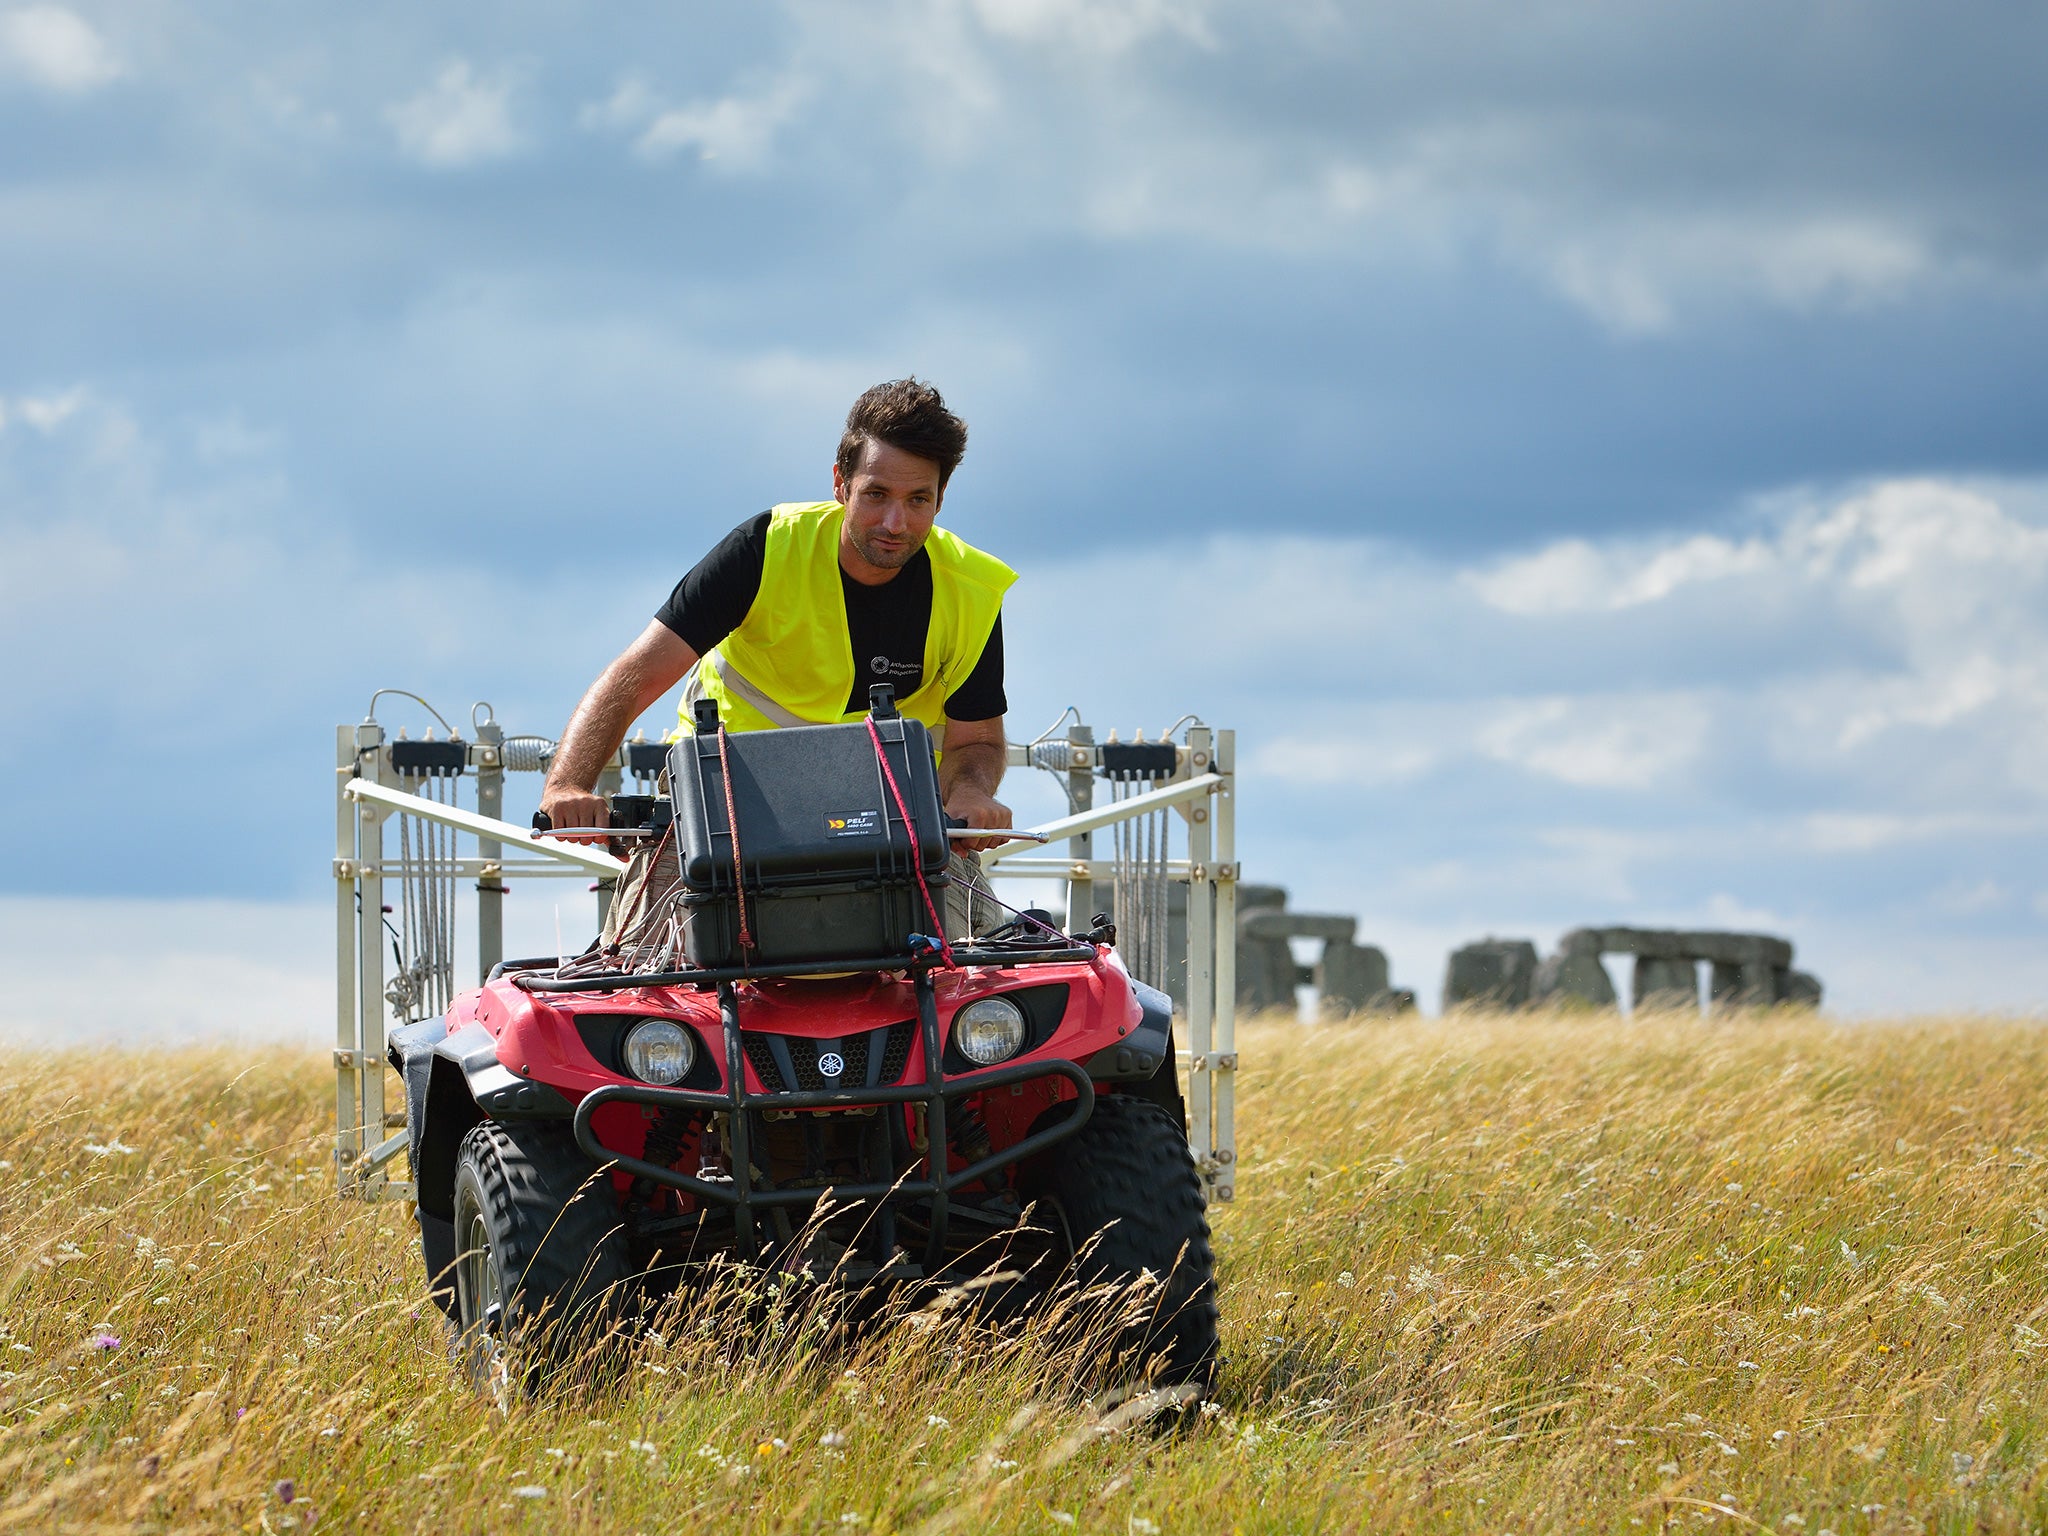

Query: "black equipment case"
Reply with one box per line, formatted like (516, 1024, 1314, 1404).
(669, 693, 952, 967)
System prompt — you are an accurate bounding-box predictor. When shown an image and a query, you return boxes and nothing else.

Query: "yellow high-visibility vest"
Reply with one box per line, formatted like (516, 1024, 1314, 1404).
(678, 500, 1016, 743)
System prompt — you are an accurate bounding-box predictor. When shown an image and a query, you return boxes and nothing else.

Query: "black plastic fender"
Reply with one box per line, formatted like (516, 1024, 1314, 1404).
(388, 1018, 576, 1318)
(386, 1021, 574, 1221)
(1084, 979, 1173, 1081)
(1083, 979, 1187, 1125)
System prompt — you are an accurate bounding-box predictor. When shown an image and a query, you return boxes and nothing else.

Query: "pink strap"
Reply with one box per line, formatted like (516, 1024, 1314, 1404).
(866, 717, 957, 968)
(715, 725, 755, 954)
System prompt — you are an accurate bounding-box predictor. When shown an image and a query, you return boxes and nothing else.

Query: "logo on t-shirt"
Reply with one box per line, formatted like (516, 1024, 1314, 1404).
(870, 656, 920, 677)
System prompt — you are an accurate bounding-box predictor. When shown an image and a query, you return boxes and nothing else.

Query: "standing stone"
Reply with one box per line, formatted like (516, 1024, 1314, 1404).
(1444, 939, 1540, 1011)
(1779, 970, 1824, 1009)
(1633, 956, 1699, 1012)
(1708, 961, 1745, 1013)
(1532, 950, 1618, 1010)
(1234, 885, 1297, 1013)
(1317, 940, 1392, 1018)
(1737, 959, 1779, 1008)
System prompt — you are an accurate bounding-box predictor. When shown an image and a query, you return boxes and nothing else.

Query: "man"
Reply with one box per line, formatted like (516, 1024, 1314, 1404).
(538, 378, 1014, 938)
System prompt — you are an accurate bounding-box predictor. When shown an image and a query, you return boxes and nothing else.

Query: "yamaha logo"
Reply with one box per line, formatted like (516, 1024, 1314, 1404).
(817, 1051, 846, 1078)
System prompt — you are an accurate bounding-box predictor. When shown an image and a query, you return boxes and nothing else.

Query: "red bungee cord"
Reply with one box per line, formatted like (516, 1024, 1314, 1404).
(715, 724, 755, 954)
(866, 716, 957, 969)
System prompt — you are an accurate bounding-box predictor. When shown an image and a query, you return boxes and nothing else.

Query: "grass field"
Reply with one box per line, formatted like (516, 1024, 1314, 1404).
(5, 1012, 2048, 1533)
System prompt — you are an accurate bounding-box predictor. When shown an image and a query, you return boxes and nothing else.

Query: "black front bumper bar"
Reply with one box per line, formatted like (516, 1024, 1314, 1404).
(569, 967, 1095, 1270)
(517, 939, 1101, 994)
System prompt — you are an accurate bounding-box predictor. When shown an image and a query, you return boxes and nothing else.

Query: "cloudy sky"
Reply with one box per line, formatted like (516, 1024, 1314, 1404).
(4, 0, 2046, 1032)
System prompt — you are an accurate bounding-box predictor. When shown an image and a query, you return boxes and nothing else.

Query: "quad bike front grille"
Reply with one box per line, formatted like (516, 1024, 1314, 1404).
(875, 1020, 916, 1085)
(743, 1020, 919, 1092)
(572, 971, 1098, 1273)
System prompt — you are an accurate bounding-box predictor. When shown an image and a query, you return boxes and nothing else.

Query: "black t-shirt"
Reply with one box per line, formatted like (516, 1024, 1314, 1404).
(654, 511, 1007, 720)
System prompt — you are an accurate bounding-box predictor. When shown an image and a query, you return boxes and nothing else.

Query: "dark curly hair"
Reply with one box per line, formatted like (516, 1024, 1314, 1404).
(836, 378, 969, 492)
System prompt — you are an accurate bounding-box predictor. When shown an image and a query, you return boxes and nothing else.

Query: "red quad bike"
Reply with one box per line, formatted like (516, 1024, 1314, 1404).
(388, 687, 1218, 1393)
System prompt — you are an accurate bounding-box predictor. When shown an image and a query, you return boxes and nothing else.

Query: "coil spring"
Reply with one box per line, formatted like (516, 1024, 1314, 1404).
(641, 1108, 701, 1173)
(500, 735, 556, 773)
(952, 1098, 1001, 1189)
(1026, 741, 1075, 773)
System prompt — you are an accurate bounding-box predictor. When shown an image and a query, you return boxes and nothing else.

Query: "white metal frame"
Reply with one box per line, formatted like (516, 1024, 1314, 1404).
(333, 721, 623, 1200)
(333, 713, 1237, 1204)
(990, 726, 1237, 1201)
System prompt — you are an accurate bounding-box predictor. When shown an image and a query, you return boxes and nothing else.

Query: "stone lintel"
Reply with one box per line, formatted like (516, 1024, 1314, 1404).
(1242, 910, 1357, 944)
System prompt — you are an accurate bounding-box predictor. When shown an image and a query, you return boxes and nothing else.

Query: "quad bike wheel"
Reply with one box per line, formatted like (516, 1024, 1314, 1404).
(1023, 1094, 1219, 1391)
(450, 1120, 633, 1399)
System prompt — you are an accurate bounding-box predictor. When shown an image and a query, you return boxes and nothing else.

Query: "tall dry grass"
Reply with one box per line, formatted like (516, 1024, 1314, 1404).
(3, 1012, 2047, 1533)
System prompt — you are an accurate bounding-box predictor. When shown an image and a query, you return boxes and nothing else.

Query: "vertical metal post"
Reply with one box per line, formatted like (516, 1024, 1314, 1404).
(474, 722, 505, 983)
(1211, 728, 1237, 1203)
(1066, 722, 1094, 930)
(355, 733, 391, 1199)
(335, 727, 362, 1194)
(594, 754, 624, 933)
(1183, 726, 1215, 1186)
(719, 984, 755, 1260)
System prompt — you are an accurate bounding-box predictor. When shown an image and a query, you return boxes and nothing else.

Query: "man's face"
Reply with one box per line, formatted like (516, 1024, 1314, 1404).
(834, 440, 943, 580)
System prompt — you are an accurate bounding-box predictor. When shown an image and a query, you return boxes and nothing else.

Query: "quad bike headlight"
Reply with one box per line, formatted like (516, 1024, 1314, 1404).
(953, 995, 1027, 1067)
(622, 1019, 695, 1085)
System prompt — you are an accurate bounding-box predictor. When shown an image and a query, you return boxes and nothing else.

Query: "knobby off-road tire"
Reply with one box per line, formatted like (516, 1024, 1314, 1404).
(1024, 1094, 1220, 1392)
(450, 1120, 633, 1399)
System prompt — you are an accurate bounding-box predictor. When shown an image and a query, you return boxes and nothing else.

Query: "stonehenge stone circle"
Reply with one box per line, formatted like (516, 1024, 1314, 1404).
(1235, 884, 1414, 1018)
(1459, 925, 1823, 1013)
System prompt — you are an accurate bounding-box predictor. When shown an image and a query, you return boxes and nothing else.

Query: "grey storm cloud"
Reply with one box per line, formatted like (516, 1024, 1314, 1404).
(3, 1, 2047, 1019)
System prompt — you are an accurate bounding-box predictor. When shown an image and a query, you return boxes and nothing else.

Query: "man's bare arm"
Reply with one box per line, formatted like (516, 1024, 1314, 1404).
(939, 714, 1012, 852)
(540, 621, 699, 828)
